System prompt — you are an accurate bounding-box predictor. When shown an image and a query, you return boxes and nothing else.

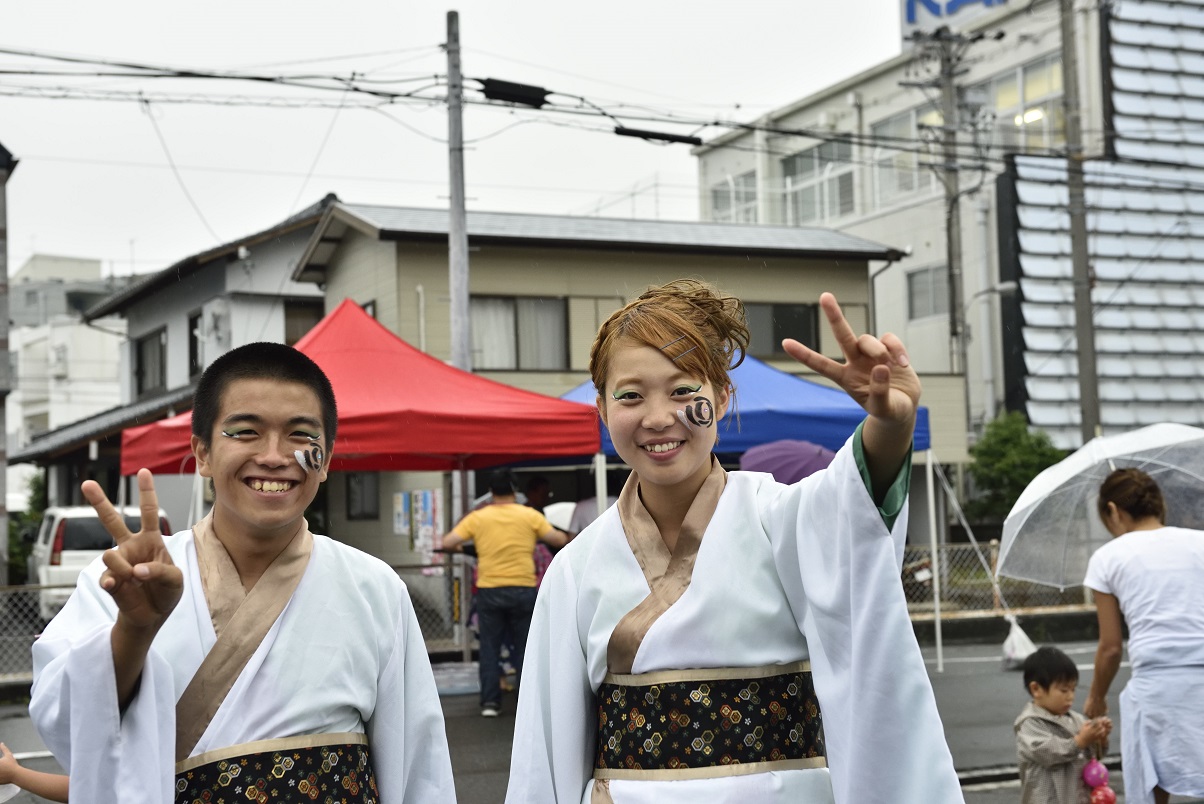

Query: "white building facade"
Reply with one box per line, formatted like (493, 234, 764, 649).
(696, 0, 1204, 449)
(6, 256, 126, 512)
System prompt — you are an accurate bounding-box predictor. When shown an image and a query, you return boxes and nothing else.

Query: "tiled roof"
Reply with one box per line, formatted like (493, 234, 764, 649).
(10, 385, 194, 464)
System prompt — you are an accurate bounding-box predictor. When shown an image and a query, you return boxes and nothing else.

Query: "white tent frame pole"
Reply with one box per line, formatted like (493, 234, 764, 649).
(925, 450, 944, 672)
(593, 452, 607, 515)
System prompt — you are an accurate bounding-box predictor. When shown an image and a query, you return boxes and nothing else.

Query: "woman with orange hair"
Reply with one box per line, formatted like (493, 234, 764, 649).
(505, 279, 961, 804)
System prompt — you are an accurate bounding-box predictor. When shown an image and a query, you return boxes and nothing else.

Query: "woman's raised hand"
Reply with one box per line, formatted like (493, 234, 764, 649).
(781, 292, 920, 427)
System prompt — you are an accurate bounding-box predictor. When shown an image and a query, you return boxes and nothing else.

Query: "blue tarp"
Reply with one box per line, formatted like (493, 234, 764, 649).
(561, 355, 931, 455)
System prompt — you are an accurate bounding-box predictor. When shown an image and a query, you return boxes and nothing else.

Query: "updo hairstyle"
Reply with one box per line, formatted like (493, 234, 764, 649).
(589, 279, 750, 397)
(1097, 467, 1167, 525)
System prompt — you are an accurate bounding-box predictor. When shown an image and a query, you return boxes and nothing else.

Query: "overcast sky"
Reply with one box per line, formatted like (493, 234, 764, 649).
(1, 0, 904, 277)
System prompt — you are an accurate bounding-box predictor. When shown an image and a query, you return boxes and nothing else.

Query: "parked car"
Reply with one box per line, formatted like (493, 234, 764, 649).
(29, 506, 171, 622)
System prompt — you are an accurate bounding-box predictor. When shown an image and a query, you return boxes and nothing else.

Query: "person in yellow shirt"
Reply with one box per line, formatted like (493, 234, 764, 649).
(442, 469, 568, 716)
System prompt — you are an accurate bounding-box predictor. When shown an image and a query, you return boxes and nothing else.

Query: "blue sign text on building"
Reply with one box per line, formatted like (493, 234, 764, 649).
(906, 0, 1005, 25)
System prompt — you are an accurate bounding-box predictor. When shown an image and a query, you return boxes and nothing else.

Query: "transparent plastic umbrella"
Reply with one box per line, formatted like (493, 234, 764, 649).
(996, 423, 1204, 589)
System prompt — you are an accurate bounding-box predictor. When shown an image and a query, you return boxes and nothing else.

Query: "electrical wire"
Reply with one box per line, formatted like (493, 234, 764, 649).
(140, 98, 222, 244)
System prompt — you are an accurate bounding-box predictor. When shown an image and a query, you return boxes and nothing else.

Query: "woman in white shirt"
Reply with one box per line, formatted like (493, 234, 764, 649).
(1084, 467, 1204, 804)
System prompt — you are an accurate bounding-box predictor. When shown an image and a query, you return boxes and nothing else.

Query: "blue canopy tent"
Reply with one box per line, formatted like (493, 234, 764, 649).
(561, 354, 930, 455)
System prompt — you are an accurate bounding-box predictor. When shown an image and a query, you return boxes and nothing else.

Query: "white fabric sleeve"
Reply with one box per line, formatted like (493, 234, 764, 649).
(367, 586, 457, 804)
(29, 563, 177, 804)
(505, 556, 596, 804)
(762, 441, 965, 804)
(1083, 547, 1114, 594)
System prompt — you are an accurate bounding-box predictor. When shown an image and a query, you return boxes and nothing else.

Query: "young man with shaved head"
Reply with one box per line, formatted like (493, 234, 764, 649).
(31, 342, 455, 804)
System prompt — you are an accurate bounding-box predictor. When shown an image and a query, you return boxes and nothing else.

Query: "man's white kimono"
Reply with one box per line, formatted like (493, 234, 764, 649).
(507, 437, 963, 804)
(30, 525, 456, 804)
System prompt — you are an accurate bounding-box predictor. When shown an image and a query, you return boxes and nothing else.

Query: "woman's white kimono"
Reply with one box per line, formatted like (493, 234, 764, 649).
(507, 439, 962, 804)
(30, 528, 456, 804)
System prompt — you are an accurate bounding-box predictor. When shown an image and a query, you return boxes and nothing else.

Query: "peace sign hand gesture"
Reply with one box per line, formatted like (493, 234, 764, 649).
(781, 293, 920, 427)
(781, 293, 919, 493)
(82, 468, 183, 633)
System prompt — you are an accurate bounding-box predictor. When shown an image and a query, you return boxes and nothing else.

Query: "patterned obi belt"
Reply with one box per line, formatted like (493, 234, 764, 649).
(175, 733, 378, 804)
(594, 660, 826, 781)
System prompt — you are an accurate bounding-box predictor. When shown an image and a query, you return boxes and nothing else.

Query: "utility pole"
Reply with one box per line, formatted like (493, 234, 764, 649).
(0, 142, 15, 585)
(446, 10, 471, 373)
(937, 30, 968, 386)
(908, 27, 985, 434)
(1060, 0, 1101, 443)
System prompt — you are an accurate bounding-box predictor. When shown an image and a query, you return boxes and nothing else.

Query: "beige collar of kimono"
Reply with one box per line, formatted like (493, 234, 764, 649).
(606, 457, 727, 674)
(175, 513, 313, 762)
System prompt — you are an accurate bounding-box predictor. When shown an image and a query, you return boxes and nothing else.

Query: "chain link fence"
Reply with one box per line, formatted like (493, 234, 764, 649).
(903, 542, 1093, 619)
(0, 585, 49, 684)
(1, 548, 1092, 684)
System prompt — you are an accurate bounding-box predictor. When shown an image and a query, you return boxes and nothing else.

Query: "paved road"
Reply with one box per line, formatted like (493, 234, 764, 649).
(3, 639, 1201, 803)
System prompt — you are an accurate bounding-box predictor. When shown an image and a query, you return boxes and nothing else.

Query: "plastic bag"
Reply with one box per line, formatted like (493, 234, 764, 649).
(1002, 615, 1037, 670)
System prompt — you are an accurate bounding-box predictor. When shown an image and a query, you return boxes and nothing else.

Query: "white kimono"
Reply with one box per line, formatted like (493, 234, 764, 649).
(507, 440, 962, 804)
(30, 527, 456, 804)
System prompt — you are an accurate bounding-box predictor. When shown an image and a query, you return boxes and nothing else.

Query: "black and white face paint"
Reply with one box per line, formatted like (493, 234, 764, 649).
(676, 395, 715, 431)
(295, 444, 323, 473)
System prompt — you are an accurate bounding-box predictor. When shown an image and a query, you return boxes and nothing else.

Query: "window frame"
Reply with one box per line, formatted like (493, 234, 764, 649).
(906, 265, 950, 321)
(134, 327, 167, 398)
(710, 170, 758, 223)
(470, 294, 569, 371)
(781, 141, 856, 225)
(346, 472, 380, 521)
(744, 301, 821, 358)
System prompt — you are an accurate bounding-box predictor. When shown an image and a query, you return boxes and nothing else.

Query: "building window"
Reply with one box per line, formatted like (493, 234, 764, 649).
(135, 328, 167, 397)
(346, 472, 380, 520)
(471, 296, 567, 370)
(781, 141, 855, 225)
(871, 107, 941, 208)
(188, 311, 203, 379)
(710, 171, 758, 223)
(284, 300, 324, 346)
(746, 302, 820, 356)
(907, 266, 950, 320)
(971, 55, 1064, 153)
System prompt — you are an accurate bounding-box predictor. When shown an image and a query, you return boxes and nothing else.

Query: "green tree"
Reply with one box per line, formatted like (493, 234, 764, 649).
(965, 412, 1066, 523)
(7, 472, 47, 584)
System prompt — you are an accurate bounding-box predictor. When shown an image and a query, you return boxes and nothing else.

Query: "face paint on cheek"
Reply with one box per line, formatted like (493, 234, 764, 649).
(294, 445, 323, 473)
(675, 409, 694, 431)
(684, 396, 715, 429)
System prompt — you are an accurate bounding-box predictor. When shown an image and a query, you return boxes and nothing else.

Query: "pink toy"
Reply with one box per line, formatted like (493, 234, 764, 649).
(1090, 785, 1117, 804)
(1082, 758, 1109, 788)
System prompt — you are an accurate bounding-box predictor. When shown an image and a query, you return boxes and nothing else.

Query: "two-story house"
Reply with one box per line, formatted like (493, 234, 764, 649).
(11, 195, 335, 526)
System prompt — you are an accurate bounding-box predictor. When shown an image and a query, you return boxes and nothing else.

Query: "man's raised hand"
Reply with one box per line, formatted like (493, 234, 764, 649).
(82, 468, 183, 632)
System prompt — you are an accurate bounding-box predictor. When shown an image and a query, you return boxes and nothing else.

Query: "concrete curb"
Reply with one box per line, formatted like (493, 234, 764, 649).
(958, 756, 1121, 786)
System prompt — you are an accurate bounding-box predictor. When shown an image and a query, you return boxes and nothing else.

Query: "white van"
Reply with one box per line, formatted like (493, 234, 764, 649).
(30, 506, 171, 622)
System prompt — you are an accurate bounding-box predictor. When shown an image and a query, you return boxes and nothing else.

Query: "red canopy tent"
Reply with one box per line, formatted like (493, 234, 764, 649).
(120, 299, 601, 475)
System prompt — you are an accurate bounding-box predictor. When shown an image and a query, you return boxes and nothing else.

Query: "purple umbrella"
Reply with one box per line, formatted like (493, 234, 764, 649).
(739, 439, 836, 484)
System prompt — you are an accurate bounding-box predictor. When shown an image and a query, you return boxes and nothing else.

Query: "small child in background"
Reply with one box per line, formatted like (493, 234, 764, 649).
(0, 742, 68, 802)
(1015, 646, 1112, 804)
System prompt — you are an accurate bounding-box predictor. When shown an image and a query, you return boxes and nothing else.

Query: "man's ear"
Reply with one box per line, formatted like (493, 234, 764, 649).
(191, 435, 212, 478)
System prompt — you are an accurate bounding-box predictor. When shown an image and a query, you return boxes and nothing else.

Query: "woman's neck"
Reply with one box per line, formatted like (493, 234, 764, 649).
(1130, 516, 1164, 532)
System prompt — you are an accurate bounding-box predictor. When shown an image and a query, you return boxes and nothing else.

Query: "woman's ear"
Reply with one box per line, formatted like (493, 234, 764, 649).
(596, 395, 608, 427)
(715, 385, 731, 421)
